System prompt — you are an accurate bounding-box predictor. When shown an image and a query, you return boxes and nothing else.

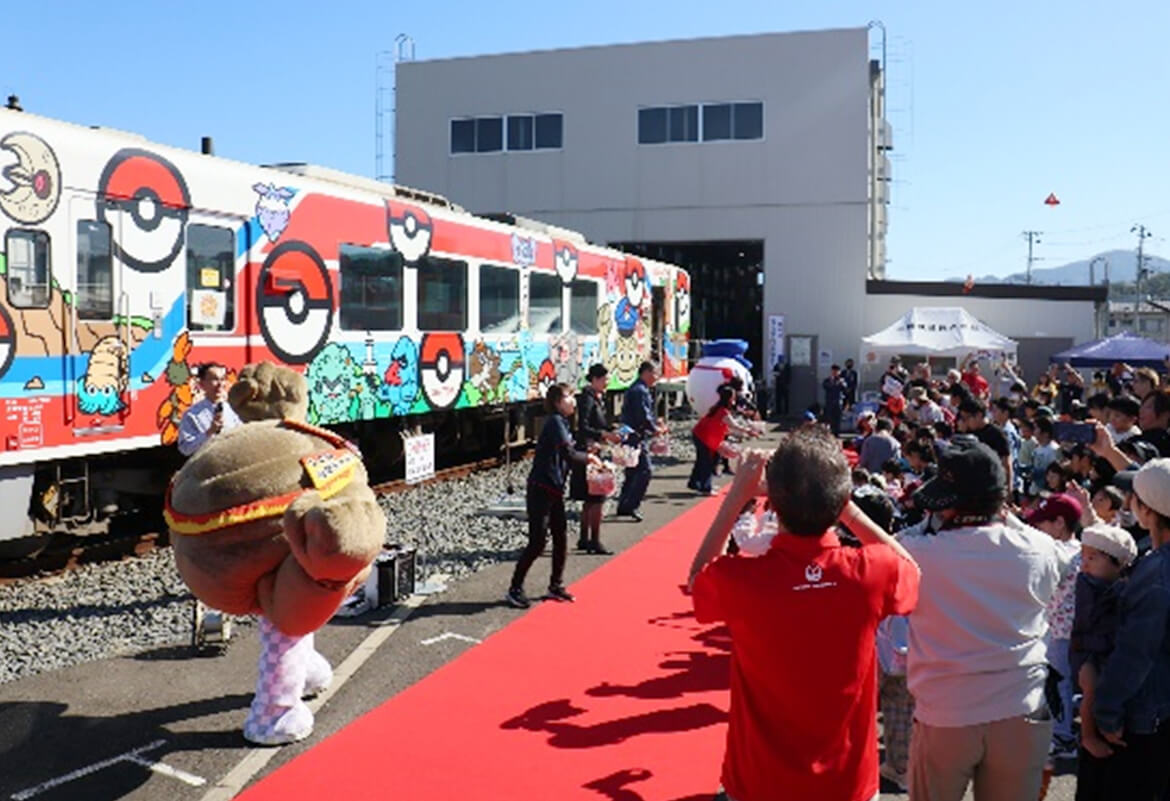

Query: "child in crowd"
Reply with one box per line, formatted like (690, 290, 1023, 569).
(1031, 417, 1062, 491)
(851, 468, 871, 489)
(1045, 462, 1071, 495)
(880, 459, 904, 501)
(1090, 486, 1124, 525)
(1071, 525, 1138, 791)
(850, 486, 912, 793)
(1018, 418, 1038, 495)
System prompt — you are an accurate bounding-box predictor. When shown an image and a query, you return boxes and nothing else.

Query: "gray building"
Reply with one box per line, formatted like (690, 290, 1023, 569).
(395, 28, 1099, 409)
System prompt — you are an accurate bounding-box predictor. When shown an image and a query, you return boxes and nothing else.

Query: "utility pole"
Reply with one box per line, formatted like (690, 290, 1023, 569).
(1133, 224, 1153, 330)
(1022, 231, 1043, 284)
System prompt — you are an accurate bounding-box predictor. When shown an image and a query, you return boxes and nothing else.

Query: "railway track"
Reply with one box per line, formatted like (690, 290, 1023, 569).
(0, 447, 533, 584)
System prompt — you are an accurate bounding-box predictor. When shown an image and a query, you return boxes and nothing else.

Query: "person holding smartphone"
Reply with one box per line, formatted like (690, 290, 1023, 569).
(177, 362, 242, 457)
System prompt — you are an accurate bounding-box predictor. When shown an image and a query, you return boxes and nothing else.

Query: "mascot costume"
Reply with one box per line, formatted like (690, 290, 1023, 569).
(686, 339, 755, 416)
(164, 362, 386, 745)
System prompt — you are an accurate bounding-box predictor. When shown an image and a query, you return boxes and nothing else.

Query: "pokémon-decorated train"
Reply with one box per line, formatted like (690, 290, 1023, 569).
(0, 109, 691, 556)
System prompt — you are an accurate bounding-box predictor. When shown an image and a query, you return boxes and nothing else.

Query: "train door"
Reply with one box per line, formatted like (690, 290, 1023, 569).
(650, 285, 665, 367)
(68, 194, 130, 434)
(183, 212, 242, 341)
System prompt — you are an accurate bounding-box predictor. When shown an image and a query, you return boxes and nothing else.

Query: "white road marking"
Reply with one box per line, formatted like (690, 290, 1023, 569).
(197, 593, 428, 801)
(419, 631, 482, 646)
(11, 739, 207, 800)
(125, 754, 207, 787)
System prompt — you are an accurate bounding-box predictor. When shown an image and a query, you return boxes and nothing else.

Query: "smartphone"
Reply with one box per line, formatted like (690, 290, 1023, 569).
(1052, 421, 1096, 444)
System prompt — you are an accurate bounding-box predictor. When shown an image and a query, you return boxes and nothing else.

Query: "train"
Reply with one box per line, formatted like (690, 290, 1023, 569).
(0, 107, 691, 557)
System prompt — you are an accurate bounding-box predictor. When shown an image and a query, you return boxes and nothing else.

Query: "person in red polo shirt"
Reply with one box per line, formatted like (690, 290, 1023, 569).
(687, 427, 921, 801)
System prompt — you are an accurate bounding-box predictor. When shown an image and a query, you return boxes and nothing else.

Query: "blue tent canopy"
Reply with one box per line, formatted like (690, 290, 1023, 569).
(1049, 332, 1170, 369)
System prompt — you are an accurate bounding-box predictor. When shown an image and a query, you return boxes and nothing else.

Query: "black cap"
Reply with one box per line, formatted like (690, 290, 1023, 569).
(913, 435, 1005, 511)
(1113, 468, 1138, 493)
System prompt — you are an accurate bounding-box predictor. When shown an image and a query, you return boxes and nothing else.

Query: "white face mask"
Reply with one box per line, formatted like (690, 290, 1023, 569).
(1119, 508, 1137, 528)
(1011, 392, 1023, 403)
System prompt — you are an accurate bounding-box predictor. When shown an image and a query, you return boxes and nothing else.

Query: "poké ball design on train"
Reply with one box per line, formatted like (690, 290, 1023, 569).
(419, 333, 465, 410)
(97, 149, 191, 273)
(615, 257, 647, 338)
(0, 306, 15, 381)
(386, 200, 433, 264)
(553, 240, 578, 284)
(257, 242, 335, 365)
(686, 357, 754, 416)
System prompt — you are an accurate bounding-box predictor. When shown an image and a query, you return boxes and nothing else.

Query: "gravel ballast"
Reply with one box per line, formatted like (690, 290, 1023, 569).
(0, 422, 701, 685)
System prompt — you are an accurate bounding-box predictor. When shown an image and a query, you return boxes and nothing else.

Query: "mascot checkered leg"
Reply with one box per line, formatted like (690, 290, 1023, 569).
(243, 618, 332, 745)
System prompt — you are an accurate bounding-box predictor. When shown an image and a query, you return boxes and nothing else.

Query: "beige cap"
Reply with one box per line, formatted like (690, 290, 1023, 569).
(1134, 458, 1170, 518)
(1082, 524, 1138, 567)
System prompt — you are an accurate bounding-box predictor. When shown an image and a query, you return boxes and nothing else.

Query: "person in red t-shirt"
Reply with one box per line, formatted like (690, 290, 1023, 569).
(961, 355, 991, 399)
(687, 428, 921, 801)
(689, 385, 759, 495)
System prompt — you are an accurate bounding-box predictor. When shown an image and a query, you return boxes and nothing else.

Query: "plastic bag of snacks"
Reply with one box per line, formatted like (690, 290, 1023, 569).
(586, 463, 618, 497)
(612, 444, 642, 468)
(649, 434, 671, 456)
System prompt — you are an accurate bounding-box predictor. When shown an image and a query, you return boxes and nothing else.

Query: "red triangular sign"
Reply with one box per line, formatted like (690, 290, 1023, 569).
(1045, 193, 1061, 206)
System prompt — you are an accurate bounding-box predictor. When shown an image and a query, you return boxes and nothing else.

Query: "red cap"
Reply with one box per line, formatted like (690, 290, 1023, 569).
(1027, 493, 1083, 527)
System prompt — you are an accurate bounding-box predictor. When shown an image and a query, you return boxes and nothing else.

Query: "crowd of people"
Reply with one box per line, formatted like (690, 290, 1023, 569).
(688, 352, 1170, 801)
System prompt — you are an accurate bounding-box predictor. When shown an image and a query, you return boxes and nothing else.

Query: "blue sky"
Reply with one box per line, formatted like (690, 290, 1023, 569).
(6, 0, 1169, 281)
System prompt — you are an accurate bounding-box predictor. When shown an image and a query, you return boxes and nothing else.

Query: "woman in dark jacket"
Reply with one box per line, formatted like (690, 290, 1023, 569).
(571, 364, 621, 553)
(507, 382, 600, 609)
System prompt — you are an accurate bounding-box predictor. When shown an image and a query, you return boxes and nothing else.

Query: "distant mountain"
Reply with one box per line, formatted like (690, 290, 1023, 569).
(948, 249, 1170, 286)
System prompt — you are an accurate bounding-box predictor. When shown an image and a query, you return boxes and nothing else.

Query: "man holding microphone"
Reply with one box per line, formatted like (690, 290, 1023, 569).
(178, 363, 241, 457)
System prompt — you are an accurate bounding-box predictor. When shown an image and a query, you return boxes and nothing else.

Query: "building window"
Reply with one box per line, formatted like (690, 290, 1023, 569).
(76, 220, 113, 320)
(529, 272, 562, 334)
(534, 113, 562, 149)
(569, 279, 599, 335)
(479, 264, 520, 333)
(417, 256, 467, 331)
(451, 119, 475, 154)
(507, 116, 533, 151)
(6, 229, 50, 309)
(638, 104, 700, 145)
(454, 113, 562, 154)
(476, 117, 503, 153)
(340, 244, 403, 331)
(186, 224, 235, 332)
(702, 102, 764, 141)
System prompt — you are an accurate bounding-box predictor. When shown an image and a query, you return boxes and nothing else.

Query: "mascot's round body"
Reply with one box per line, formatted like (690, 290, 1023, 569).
(686, 340, 755, 416)
(166, 363, 386, 745)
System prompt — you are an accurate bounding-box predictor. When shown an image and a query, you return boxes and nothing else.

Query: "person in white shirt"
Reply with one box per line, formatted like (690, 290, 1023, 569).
(177, 363, 241, 457)
(900, 436, 1070, 801)
(1106, 395, 1142, 444)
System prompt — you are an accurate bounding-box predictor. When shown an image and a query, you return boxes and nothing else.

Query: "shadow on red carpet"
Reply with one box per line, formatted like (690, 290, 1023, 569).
(235, 494, 732, 801)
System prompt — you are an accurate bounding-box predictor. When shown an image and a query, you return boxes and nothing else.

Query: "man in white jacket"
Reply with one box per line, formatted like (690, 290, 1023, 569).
(900, 436, 1070, 801)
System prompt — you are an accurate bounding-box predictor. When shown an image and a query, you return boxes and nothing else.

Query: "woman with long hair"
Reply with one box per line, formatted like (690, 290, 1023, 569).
(570, 364, 622, 554)
(508, 383, 600, 609)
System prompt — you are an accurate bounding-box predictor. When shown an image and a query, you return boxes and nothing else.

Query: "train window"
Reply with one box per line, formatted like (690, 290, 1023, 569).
(417, 256, 467, 331)
(186, 224, 235, 332)
(340, 244, 403, 331)
(5, 229, 51, 309)
(529, 272, 562, 334)
(569, 280, 599, 335)
(76, 220, 113, 320)
(479, 264, 520, 333)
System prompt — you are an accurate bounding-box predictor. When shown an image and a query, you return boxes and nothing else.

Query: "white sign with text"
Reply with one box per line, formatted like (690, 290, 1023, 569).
(404, 433, 435, 484)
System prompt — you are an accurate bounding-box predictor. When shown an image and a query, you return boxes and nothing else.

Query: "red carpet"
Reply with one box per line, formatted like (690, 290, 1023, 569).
(237, 496, 731, 801)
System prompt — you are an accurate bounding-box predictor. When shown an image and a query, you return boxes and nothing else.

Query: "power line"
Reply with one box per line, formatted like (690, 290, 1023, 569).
(1022, 230, 1043, 284)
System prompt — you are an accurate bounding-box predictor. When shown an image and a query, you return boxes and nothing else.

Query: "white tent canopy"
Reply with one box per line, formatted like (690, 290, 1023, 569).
(861, 306, 1018, 359)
